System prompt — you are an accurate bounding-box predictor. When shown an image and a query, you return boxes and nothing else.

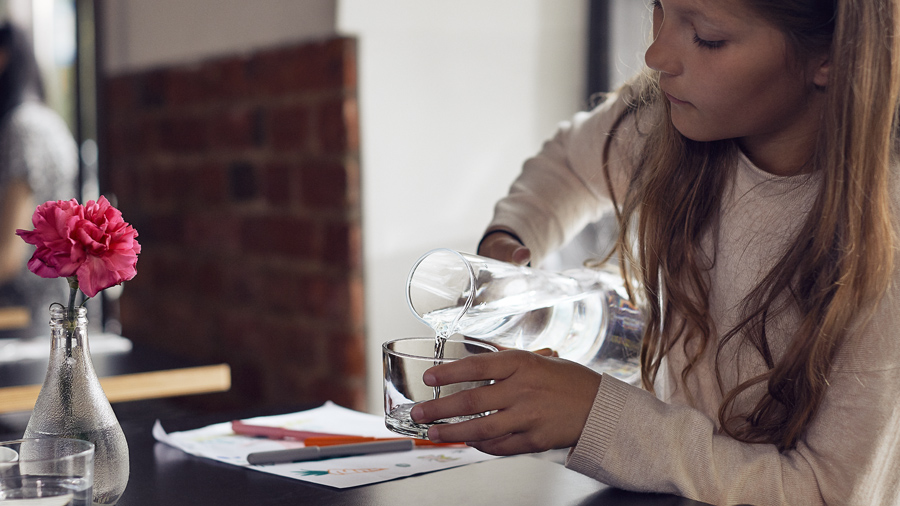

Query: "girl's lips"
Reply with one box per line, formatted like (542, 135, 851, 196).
(664, 92, 689, 106)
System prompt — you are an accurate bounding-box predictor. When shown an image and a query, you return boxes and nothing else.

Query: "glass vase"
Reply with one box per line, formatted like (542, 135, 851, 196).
(24, 304, 130, 505)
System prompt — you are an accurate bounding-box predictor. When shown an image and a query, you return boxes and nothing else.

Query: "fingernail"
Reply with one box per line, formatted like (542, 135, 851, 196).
(427, 427, 442, 443)
(422, 371, 436, 386)
(410, 405, 424, 422)
(512, 248, 530, 265)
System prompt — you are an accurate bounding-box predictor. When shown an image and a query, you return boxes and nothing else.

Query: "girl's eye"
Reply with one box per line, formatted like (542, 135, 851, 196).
(693, 33, 725, 50)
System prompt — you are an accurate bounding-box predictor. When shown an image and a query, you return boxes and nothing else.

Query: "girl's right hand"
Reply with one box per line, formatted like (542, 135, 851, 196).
(478, 231, 531, 265)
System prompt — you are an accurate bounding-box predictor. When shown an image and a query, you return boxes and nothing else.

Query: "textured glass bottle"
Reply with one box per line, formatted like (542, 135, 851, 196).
(24, 305, 130, 505)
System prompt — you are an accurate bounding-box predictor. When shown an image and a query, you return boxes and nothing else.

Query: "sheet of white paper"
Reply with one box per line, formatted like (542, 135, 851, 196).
(152, 401, 501, 488)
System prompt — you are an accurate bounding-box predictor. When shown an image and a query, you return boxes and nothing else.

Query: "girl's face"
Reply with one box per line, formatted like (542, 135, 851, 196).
(645, 0, 828, 174)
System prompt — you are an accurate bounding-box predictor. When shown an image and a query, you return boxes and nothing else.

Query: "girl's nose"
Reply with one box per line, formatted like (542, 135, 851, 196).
(644, 12, 680, 76)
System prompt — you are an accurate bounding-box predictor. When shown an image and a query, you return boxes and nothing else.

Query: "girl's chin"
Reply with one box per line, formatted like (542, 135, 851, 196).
(670, 119, 728, 143)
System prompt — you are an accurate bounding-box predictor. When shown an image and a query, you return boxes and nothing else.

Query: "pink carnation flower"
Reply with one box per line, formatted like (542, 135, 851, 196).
(16, 196, 141, 298)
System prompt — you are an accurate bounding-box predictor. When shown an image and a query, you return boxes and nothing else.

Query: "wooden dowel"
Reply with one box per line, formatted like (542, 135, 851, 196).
(0, 307, 30, 331)
(0, 363, 231, 414)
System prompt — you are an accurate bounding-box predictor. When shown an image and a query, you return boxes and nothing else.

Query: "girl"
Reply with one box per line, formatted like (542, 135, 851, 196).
(410, 0, 900, 504)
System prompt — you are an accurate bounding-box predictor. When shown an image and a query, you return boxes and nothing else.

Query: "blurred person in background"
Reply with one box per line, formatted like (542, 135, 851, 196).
(0, 20, 77, 339)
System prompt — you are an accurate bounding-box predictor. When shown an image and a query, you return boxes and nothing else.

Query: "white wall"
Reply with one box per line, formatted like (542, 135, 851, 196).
(610, 0, 652, 88)
(337, 0, 588, 413)
(101, 0, 337, 74)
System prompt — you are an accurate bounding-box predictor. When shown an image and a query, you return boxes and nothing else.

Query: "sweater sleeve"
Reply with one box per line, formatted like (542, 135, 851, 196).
(566, 286, 900, 506)
(485, 89, 640, 265)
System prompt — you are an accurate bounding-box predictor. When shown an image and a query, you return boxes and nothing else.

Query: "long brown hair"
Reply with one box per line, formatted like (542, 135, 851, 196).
(607, 0, 900, 451)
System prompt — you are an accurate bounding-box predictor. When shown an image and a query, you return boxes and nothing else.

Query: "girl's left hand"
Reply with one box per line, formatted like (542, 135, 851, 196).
(409, 349, 602, 455)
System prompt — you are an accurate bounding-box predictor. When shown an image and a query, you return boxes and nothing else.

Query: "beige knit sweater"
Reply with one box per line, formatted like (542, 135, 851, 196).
(486, 88, 900, 505)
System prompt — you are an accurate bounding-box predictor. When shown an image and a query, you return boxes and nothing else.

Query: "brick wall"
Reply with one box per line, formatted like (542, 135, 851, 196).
(99, 37, 366, 411)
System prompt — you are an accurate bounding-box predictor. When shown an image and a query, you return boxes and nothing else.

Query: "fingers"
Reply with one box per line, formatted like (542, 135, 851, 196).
(421, 381, 533, 445)
(422, 349, 523, 387)
(464, 433, 518, 456)
(532, 347, 559, 357)
(466, 432, 551, 456)
(410, 352, 603, 455)
(423, 399, 566, 456)
(478, 231, 532, 266)
(415, 369, 517, 422)
(412, 351, 534, 427)
(428, 409, 522, 448)
(413, 350, 549, 423)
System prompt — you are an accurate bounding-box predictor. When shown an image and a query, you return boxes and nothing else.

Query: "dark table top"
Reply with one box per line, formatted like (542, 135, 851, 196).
(95, 408, 709, 506)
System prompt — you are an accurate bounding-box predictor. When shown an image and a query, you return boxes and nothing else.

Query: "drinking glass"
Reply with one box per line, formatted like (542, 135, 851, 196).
(383, 337, 497, 439)
(0, 438, 94, 505)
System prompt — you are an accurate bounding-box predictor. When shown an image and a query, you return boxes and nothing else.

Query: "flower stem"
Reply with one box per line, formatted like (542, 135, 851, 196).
(66, 277, 79, 322)
(65, 277, 79, 357)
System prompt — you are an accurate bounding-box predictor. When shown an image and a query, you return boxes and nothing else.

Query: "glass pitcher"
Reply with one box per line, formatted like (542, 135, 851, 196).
(406, 248, 644, 383)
